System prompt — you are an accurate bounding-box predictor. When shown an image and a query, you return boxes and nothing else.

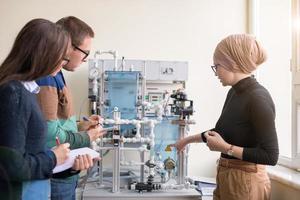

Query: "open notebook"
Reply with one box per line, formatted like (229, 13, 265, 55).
(53, 147, 99, 173)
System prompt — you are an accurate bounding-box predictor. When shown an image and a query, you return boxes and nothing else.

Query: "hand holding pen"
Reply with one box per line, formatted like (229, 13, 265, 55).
(78, 115, 103, 131)
(51, 137, 70, 165)
(84, 115, 104, 126)
(79, 115, 109, 141)
(83, 115, 115, 132)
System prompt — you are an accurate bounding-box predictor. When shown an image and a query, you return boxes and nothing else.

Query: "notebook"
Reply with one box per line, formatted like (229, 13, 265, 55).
(53, 147, 99, 173)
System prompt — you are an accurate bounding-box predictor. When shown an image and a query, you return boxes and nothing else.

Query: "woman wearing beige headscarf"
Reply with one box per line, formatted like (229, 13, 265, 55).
(170, 34, 278, 200)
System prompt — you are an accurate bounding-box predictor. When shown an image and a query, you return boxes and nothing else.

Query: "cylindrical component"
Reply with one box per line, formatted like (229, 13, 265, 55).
(140, 147, 145, 183)
(177, 125, 186, 184)
(113, 109, 121, 121)
(113, 129, 120, 147)
(121, 56, 125, 71)
(178, 152, 185, 184)
(113, 51, 118, 71)
(120, 141, 125, 163)
(248, 0, 260, 35)
(98, 137, 104, 186)
(91, 101, 97, 115)
(92, 78, 98, 96)
(112, 109, 121, 193)
(89, 95, 97, 115)
(112, 147, 120, 193)
(140, 121, 145, 183)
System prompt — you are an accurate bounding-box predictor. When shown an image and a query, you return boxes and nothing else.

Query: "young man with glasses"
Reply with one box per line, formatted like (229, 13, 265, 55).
(36, 16, 105, 200)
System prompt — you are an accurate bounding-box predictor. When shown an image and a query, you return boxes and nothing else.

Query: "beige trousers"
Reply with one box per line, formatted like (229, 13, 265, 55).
(213, 158, 271, 200)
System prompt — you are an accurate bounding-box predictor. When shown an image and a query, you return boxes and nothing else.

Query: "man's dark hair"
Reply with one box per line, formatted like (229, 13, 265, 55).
(56, 16, 94, 46)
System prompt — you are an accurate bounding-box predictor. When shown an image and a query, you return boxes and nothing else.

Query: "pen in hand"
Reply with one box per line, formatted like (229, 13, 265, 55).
(55, 136, 60, 146)
(83, 116, 114, 132)
(83, 116, 102, 126)
(53, 137, 70, 165)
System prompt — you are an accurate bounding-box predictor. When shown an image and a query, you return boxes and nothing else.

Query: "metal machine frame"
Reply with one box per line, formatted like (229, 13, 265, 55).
(83, 51, 199, 199)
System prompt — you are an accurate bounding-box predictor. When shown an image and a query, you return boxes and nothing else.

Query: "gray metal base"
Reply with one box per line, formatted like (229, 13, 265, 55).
(81, 182, 205, 200)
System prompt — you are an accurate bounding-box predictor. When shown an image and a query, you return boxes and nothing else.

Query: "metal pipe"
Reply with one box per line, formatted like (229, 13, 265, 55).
(120, 161, 146, 166)
(247, 0, 260, 36)
(95, 146, 148, 151)
(98, 138, 104, 186)
(247, 0, 261, 79)
(140, 61, 146, 182)
(177, 125, 186, 184)
(140, 65, 146, 182)
(161, 182, 197, 190)
(112, 147, 120, 193)
(140, 150, 145, 182)
(94, 135, 152, 145)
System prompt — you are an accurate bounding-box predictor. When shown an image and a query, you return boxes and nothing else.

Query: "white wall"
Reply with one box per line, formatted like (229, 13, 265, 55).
(258, 1, 300, 199)
(258, 0, 292, 158)
(0, 0, 247, 177)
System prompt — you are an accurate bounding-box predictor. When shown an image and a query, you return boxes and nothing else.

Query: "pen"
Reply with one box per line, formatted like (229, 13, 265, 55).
(82, 116, 102, 126)
(55, 136, 60, 146)
(83, 116, 114, 132)
(82, 116, 90, 121)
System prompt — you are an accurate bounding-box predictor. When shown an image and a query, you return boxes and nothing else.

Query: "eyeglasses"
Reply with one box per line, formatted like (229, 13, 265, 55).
(211, 64, 220, 75)
(72, 44, 90, 61)
(62, 57, 70, 66)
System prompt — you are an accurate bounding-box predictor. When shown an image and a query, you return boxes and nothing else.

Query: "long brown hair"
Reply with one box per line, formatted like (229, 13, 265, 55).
(0, 18, 70, 85)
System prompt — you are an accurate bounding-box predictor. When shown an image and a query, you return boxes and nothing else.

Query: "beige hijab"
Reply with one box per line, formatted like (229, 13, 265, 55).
(213, 34, 267, 74)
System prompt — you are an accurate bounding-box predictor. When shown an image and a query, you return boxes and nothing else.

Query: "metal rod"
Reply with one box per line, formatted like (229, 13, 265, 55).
(177, 125, 186, 184)
(98, 139, 104, 186)
(112, 147, 120, 193)
(140, 64, 146, 183)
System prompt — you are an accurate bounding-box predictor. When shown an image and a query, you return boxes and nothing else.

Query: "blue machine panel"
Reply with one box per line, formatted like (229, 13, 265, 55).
(151, 116, 179, 164)
(105, 71, 140, 120)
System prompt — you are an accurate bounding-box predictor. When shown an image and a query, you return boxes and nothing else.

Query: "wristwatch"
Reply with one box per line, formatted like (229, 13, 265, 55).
(227, 145, 234, 156)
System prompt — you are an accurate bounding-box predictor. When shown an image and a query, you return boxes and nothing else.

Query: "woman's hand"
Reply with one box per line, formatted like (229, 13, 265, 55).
(169, 138, 189, 152)
(52, 143, 70, 165)
(87, 126, 107, 141)
(206, 131, 230, 153)
(72, 154, 100, 171)
(169, 134, 202, 152)
(78, 115, 103, 131)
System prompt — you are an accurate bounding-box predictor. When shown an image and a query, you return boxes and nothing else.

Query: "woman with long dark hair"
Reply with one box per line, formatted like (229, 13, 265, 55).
(0, 18, 73, 200)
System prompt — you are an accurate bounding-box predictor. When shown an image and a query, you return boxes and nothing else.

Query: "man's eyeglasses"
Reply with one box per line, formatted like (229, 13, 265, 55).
(211, 64, 220, 75)
(72, 44, 90, 61)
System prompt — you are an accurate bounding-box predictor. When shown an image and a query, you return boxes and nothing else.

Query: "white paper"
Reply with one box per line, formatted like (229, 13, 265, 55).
(53, 147, 99, 173)
(201, 186, 215, 196)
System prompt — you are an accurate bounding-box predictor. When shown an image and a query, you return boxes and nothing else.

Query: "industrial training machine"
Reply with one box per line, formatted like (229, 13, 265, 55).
(81, 50, 201, 200)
